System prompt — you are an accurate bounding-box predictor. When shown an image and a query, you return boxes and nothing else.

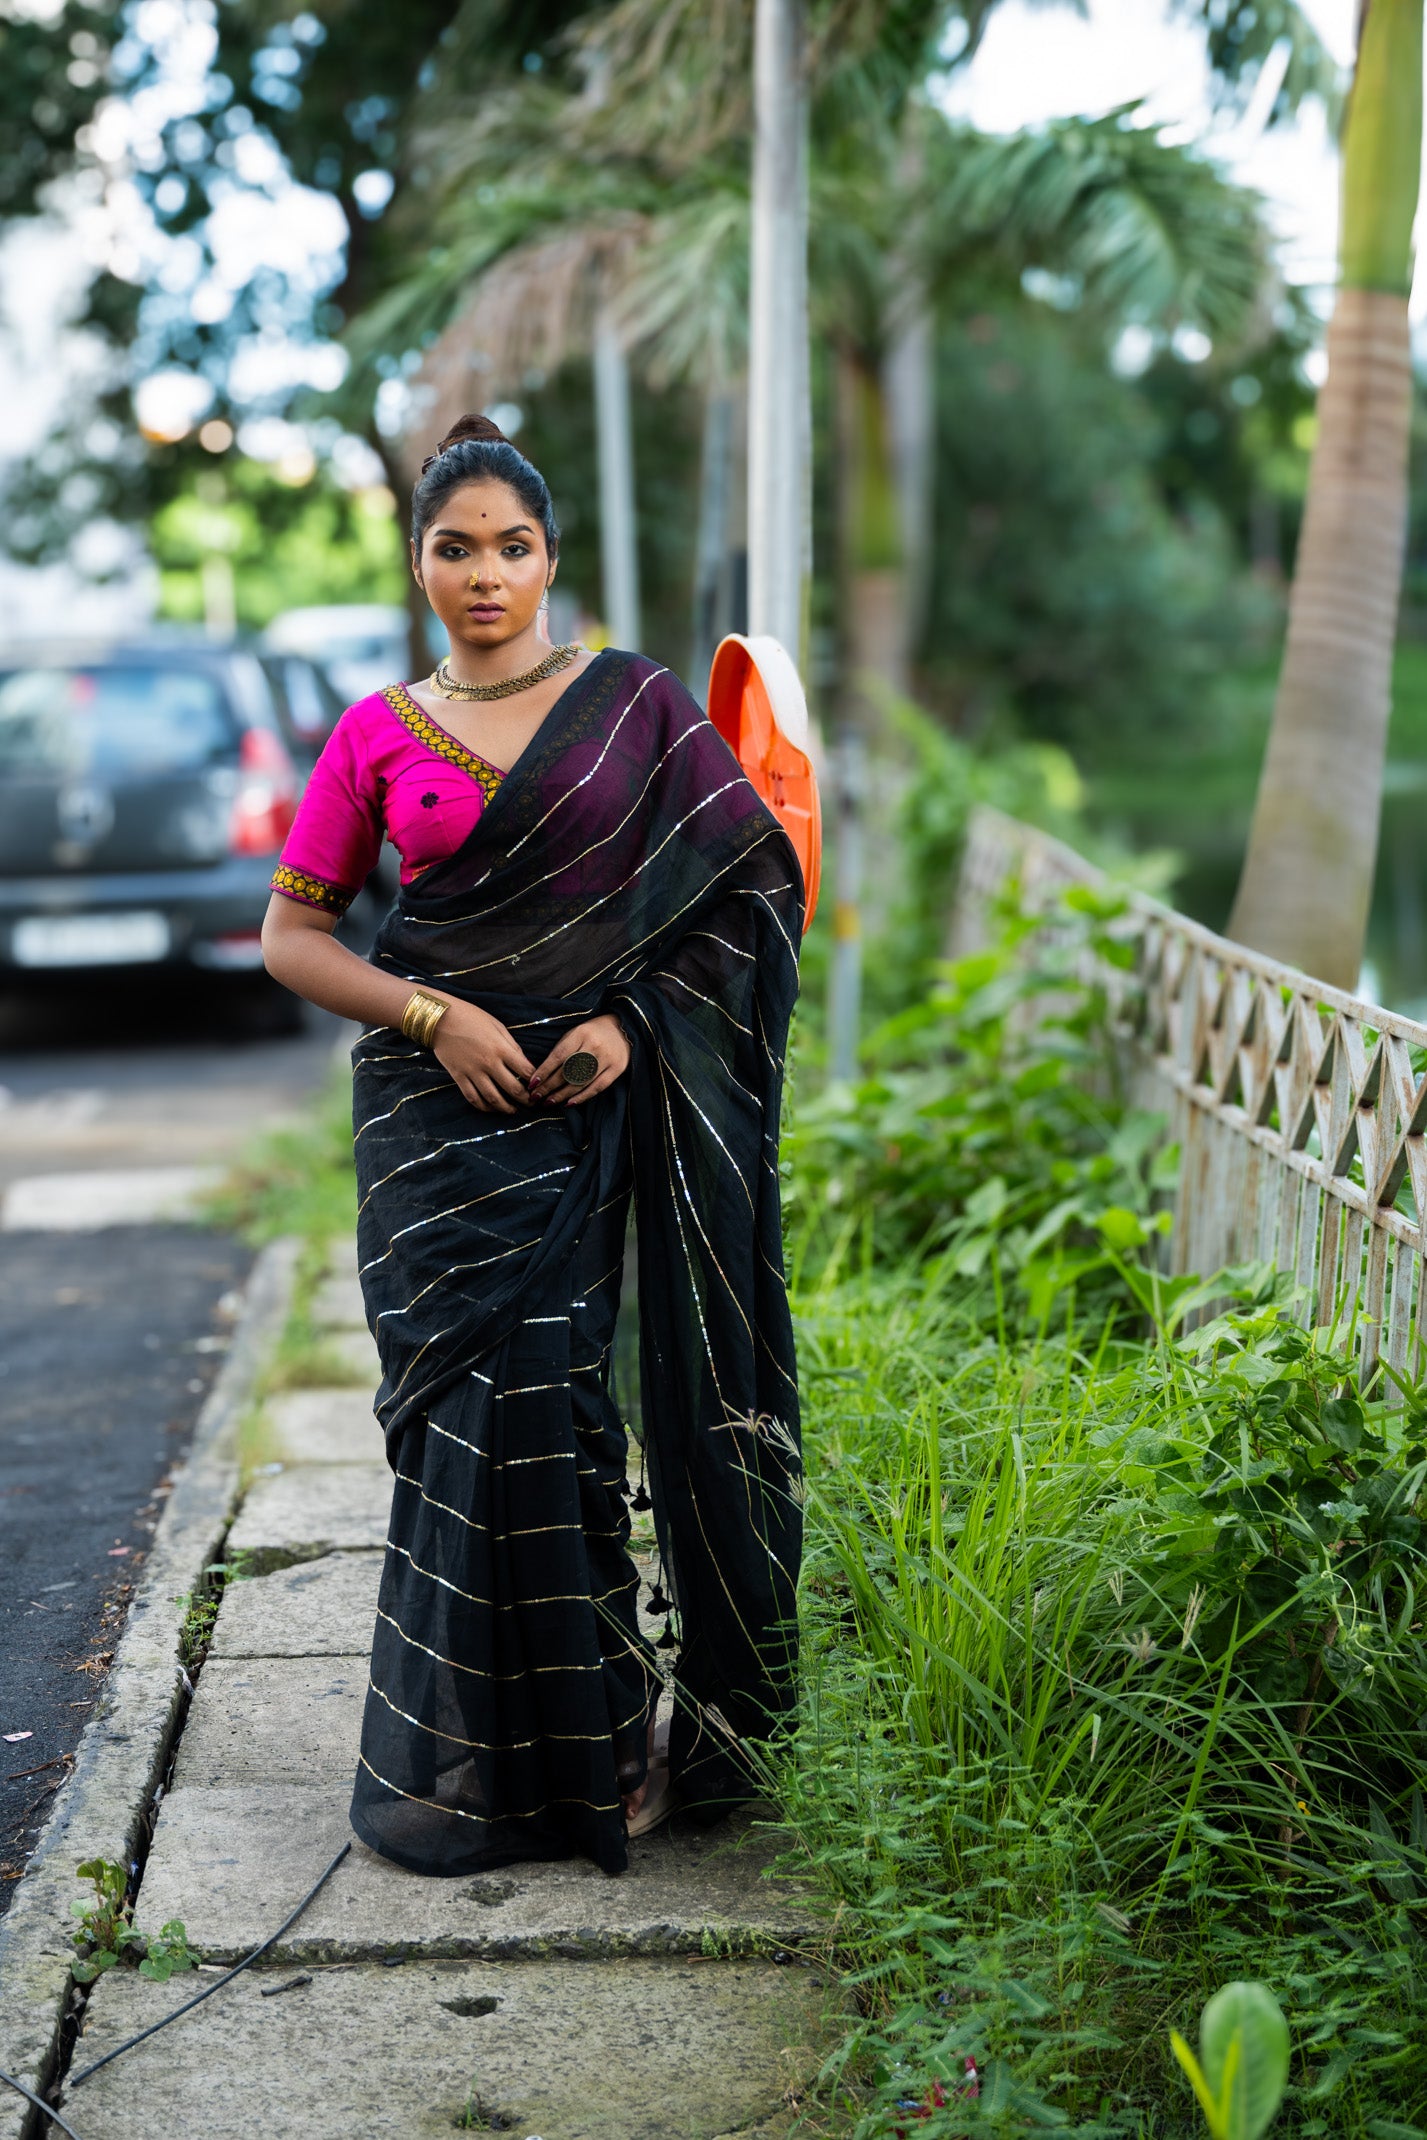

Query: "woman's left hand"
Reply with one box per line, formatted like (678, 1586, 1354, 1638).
(528, 1014, 631, 1107)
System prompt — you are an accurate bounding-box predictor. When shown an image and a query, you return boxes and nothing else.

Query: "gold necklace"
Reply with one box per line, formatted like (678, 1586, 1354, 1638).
(430, 643, 581, 702)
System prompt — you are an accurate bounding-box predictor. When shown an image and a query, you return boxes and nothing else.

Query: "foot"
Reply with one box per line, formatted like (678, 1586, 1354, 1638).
(626, 1755, 677, 1838)
(620, 1713, 669, 1825)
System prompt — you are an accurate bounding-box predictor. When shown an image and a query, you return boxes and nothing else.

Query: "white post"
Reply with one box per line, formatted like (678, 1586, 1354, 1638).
(593, 307, 642, 651)
(883, 304, 935, 669)
(827, 730, 864, 1081)
(691, 384, 735, 700)
(747, 0, 808, 657)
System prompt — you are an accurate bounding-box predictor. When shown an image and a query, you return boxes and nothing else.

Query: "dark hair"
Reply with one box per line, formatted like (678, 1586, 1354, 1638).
(411, 413, 560, 559)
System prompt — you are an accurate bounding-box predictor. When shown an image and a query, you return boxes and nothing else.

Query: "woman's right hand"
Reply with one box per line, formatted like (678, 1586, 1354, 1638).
(430, 1000, 537, 1113)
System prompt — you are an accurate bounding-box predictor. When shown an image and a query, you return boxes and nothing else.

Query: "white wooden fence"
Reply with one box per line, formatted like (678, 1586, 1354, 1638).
(955, 806, 1427, 1392)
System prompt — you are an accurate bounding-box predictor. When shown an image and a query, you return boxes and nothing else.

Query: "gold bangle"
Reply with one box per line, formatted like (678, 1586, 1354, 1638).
(400, 989, 449, 1048)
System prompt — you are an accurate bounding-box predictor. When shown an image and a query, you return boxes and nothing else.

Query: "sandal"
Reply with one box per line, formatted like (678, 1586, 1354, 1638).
(625, 1712, 676, 1838)
(626, 1753, 677, 1838)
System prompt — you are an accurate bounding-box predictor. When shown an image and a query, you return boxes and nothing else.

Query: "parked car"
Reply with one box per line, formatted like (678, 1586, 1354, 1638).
(263, 602, 437, 705)
(0, 639, 312, 1015)
(257, 648, 346, 763)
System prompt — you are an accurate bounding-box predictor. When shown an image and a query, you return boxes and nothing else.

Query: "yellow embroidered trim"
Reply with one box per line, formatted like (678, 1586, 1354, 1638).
(270, 862, 352, 916)
(381, 684, 505, 805)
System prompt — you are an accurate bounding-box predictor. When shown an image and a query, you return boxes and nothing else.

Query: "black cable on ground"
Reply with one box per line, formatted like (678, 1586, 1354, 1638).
(66, 1839, 351, 2092)
(0, 2067, 86, 2138)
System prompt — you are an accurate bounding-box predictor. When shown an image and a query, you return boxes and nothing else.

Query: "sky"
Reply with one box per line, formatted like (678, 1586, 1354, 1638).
(941, 0, 1357, 301)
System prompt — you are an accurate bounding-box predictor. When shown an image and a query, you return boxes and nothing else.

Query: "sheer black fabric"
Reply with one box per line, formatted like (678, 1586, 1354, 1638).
(349, 650, 803, 1877)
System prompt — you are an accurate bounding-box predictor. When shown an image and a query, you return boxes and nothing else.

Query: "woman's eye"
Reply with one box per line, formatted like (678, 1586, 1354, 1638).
(503, 543, 530, 558)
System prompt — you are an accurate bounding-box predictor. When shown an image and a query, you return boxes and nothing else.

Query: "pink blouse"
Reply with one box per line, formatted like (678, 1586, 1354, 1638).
(270, 684, 505, 916)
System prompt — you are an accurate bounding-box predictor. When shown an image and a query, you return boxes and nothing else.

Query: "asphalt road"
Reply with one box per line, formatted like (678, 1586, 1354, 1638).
(0, 1225, 251, 1896)
(0, 970, 352, 1910)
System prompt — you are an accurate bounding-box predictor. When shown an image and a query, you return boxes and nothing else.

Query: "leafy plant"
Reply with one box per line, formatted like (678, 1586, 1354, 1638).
(70, 1859, 197, 1985)
(776, 882, 1427, 2137)
(1170, 1982, 1291, 2140)
(177, 1554, 257, 1671)
(785, 882, 1174, 1310)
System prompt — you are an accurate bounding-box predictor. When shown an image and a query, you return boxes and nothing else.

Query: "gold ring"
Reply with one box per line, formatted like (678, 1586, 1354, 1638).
(560, 1050, 599, 1088)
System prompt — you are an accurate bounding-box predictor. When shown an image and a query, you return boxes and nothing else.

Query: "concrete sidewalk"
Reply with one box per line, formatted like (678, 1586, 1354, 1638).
(64, 1246, 831, 2139)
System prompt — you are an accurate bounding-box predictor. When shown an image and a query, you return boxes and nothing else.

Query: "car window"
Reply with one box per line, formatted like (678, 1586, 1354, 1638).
(0, 666, 238, 778)
(279, 658, 339, 741)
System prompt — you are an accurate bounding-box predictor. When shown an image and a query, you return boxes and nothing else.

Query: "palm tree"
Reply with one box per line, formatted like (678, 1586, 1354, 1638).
(335, 0, 1318, 1077)
(1227, 0, 1423, 988)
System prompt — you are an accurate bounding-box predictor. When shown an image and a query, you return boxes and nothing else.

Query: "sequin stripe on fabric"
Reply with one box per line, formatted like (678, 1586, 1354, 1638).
(270, 862, 354, 916)
(381, 685, 505, 805)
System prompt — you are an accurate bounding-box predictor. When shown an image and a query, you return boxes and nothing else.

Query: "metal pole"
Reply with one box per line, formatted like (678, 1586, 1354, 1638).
(827, 727, 864, 1081)
(690, 385, 734, 700)
(593, 307, 642, 651)
(747, 0, 808, 656)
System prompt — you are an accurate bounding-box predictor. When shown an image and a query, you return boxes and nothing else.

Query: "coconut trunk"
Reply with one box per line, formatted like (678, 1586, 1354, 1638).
(1227, 0, 1422, 988)
(1226, 290, 1413, 984)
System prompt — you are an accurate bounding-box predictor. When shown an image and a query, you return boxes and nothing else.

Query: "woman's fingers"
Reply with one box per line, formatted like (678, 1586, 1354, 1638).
(476, 1074, 516, 1114)
(562, 1069, 617, 1108)
(487, 1057, 531, 1103)
(529, 1024, 603, 1099)
(527, 1045, 567, 1093)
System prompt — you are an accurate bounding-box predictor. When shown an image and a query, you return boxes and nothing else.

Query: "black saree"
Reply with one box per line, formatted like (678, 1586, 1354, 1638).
(348, 649, 803, 1878)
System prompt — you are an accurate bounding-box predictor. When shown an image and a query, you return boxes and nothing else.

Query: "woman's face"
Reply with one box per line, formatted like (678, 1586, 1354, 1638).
(413, 478, 554, 653)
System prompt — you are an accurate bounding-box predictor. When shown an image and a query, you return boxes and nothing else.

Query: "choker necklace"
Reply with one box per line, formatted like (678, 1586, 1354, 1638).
(430, 644, 581, 701)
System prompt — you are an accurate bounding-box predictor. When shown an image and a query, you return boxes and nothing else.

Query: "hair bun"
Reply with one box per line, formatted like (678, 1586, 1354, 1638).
(439, 412, 508, 452)
(419, 412, 511, 474)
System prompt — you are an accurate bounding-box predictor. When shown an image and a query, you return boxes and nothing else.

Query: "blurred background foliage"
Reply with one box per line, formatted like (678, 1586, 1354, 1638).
(148, 458, 406, 626)
(8, 0, 1427, 1005)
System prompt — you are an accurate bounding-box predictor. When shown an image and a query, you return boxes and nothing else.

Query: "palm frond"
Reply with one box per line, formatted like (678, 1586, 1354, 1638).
(566, 0, 753, 164)
(412, 214, 650, 438)
(1169, 0, 1345, 127)
(616, 190, 751, 385)
(559, 0, 973, 165)
(931, 109, 1272, 343)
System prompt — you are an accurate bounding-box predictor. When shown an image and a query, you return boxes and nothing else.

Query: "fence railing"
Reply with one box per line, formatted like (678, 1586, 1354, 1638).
(954, 806, 1427, 1392)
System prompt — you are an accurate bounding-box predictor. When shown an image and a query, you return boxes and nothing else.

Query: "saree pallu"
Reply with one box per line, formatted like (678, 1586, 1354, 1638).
(349, 650, 803, 1878)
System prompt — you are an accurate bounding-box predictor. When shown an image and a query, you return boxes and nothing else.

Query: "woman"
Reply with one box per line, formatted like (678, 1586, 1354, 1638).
(262, 415, 803, 1880)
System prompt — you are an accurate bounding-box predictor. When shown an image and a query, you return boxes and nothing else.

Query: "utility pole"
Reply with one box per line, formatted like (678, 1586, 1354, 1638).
(747, 0, 808, 658)
(593, 306, 642, 651)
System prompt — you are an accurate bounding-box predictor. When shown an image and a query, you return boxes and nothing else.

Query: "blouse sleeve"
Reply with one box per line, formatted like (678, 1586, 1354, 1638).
(271, 708, 382, 917)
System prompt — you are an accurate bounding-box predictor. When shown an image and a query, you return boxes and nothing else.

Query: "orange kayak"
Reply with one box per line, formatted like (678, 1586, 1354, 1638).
(705, 634, 821, 934)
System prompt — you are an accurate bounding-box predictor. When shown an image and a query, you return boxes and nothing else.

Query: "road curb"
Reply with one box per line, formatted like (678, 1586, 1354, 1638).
(0, 1235, 299, 2140)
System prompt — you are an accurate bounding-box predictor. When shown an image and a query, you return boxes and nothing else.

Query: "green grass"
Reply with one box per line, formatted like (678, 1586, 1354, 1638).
(777, 1255, 1427, 2136)
(775, 890, 1427, 2136)
(202, 1065, 357, 1251)
(205, 1065, 370, 1468)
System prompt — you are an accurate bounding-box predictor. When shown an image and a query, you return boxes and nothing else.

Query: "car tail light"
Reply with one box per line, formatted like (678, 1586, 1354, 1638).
(230, 727, 297, 856)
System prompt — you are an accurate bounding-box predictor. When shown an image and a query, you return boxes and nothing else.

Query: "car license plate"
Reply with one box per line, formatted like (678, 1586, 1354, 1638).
(12, 911, 171, 968)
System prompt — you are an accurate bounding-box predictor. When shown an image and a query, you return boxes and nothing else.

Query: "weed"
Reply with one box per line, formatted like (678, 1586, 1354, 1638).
(176, 1589, 220, 1672)
(175, 1554, 253, 1672)
(69, 1859, 197, 1985)
(451, 2094, 516, 2131)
